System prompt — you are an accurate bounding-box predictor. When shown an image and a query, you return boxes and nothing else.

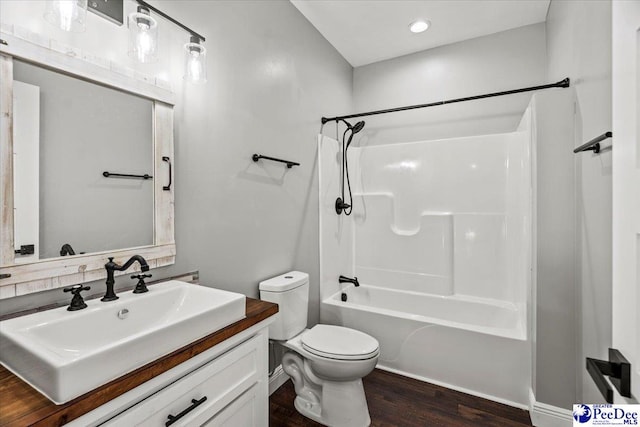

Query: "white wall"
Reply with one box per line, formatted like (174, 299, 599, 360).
(160, 0, 353, 327)
(546, 0, 612, 405)
(0, 0, 353, 329)
(353, 23, 547, 145)
(531, 89, 578, 410)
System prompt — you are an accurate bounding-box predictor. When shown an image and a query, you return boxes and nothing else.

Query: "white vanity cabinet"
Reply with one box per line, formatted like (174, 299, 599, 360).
(67, 324, 270, 427)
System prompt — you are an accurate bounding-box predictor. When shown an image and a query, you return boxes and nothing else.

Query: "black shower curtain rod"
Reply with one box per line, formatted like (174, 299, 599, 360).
(321, 77, 570, 125)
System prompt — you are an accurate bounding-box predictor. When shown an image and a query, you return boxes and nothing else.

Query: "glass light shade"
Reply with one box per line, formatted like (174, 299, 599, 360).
(183, 42, 207, 84)
(128, 11, 158, 63)
(43, 0, 88, 33)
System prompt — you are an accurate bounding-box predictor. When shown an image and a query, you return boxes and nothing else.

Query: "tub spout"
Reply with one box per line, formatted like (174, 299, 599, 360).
(339, 275, 360, 287)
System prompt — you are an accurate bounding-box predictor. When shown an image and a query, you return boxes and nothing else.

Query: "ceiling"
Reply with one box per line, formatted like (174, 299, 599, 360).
(290, 0, 550, 67)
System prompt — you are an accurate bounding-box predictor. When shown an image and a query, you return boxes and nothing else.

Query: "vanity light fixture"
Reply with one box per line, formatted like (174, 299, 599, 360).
(43, 0, 88, 33)
(128, 5, 158, 63)
(409, 19, 430, 34)
(43, 0, 207, 83)
(183, 36, 207, 84)
(134, 0, 208, 84)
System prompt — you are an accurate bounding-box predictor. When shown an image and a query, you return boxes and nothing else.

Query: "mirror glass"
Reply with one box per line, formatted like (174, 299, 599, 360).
(12, 60, 154, 262)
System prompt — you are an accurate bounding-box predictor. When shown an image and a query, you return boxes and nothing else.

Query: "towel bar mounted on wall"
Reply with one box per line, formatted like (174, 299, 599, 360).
(586, 348, 631, 403)
(574, 131, 612, 154)
(103, 171, 153, 180)
(252, 154, 300, 168)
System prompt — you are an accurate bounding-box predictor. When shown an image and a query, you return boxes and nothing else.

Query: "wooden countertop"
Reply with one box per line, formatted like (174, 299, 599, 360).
(0, 298, 278, 427)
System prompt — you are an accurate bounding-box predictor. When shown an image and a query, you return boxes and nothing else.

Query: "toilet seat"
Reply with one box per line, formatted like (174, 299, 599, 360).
(301, 325, 379, 361)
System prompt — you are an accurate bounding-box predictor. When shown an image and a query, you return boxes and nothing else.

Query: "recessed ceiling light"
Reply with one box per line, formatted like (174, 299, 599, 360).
(409, 19, 430, 34)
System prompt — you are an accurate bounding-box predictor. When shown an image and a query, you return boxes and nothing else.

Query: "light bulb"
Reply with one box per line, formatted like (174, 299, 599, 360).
(137, 31, 153, 57)
(128, 7, 158, 63)
(188, 53, 203, 82)
(58, 0, 75, 31)
(183, 38, 207, 84)
(44, 0, 88, 32)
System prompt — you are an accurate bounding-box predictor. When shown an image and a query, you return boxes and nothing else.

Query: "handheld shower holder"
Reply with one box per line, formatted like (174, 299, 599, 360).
(335, 197, 350, 215)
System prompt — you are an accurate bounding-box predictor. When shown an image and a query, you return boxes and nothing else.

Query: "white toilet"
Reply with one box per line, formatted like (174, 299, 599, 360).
(259, 271, 379, 427)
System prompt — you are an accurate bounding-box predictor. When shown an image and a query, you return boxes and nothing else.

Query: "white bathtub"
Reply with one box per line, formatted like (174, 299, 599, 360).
(321, 285, 531, 407)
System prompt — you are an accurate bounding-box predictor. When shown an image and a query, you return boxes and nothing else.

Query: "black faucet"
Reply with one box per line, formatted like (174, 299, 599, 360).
(339, 275, 360, 287)
(103, 255, 149, 301)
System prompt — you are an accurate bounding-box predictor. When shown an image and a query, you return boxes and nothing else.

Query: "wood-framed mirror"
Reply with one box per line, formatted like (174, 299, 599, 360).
(0, 31, 175, 299)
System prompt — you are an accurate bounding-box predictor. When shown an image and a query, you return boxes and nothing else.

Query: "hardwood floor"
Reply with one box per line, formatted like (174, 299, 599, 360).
(269, 369, 533, 427)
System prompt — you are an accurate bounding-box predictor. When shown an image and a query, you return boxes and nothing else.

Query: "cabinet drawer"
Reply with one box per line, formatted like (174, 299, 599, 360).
(202, 384, 260, 426)
(103, 334, 262, 426)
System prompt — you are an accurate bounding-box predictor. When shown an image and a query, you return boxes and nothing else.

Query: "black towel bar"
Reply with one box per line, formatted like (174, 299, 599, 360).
(103, 171, 153, 180)
(574, 131, 612, 154)
(586, 348, 631, 403)
(252, 154, 300, 168)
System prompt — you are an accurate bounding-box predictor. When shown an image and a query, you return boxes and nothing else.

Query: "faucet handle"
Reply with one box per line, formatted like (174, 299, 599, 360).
(131, 274, 152, 294)
(64, 284, 91, 294)
(63, 285, 91, 311)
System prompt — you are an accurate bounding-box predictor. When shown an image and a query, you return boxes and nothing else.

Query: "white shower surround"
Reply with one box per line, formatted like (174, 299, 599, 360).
(319, 103, 534, 407)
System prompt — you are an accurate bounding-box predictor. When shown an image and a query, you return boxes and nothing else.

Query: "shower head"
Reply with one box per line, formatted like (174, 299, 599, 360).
(351, 121, 365, 134)
(343, 120, 364, 150)
(345, 120, 365, 150)
(341, 119, 366, 134)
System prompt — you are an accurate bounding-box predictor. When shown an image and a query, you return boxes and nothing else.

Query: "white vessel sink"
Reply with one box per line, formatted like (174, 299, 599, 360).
(0, 280, 246, 404)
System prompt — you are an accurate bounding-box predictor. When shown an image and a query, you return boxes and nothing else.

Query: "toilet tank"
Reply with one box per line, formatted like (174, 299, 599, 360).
(259, 271, 309, 340)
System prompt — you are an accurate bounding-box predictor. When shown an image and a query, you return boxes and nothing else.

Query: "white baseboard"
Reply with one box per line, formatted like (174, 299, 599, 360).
(529, 389, 573, 427)
(269, 364, 289, 396)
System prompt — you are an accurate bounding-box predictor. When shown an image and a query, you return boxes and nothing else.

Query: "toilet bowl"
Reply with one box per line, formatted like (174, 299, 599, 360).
(259, 272, 379, 427)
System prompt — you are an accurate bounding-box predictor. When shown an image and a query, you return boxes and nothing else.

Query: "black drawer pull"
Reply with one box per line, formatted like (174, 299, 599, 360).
(165, 396, 207, 426)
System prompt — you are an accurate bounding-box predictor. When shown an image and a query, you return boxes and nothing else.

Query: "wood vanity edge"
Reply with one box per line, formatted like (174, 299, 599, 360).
(0, 298, 278, 427)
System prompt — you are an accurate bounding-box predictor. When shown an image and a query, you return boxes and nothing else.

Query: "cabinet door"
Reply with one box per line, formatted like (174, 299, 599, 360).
(103, 333, 265, 426)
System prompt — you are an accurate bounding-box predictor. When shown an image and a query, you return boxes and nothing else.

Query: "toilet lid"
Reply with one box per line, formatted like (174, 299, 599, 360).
(301, 325, 379, 360)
